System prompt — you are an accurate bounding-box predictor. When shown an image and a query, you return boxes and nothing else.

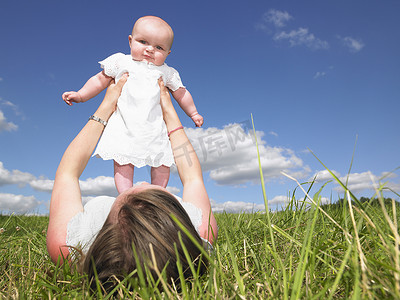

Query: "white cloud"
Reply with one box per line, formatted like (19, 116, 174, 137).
(257, 10, 329, 51)
(262, 9, 292, 28)
(209, 194, 332, 213)
(274, 27, 329, 50)
(0, 110, 18, 132)
(1, 161, 397, 214)
(29, 177, 54, 192)
(258, 10, 366, 53)
(320, 197, 331, 205)
(0, 163, 119, 196)
(381, 171, 398, 179)
(30, 176, 117, 196)
(386, 182, 400, 193)
(0, 162, 35, 186)
(269, 131, 278, 137)
(1, 99, 17, 109)
(78, 177, 180, 197)
(0, 99, 24, 119)
(30, 175, 181, 199)
(268, 195, 291, 206)
(0, 97, 16, 108)
(211, 199, 265, 213)
(301, 196, 331, 206)
(0, 193, 40, 213)
(166, 186, 181, 195)
(310, 169, 400, 194)
(267, 195, 329, 209)
(78, 176, 118, 197)
(338, 36, 365, 53)
(336, 171, 380, 192)
(311, 169, 341, 182)
(184, 124, 310, 185)
(314, 71, 326, 79)
(314, 66, 334, 79)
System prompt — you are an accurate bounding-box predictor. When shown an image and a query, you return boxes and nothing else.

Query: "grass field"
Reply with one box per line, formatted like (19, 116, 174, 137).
(1, 185, 400, 298)
(1, 120, 400, 298)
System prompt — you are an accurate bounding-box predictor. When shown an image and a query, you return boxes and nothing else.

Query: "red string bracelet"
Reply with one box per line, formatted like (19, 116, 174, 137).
(168, 126, 184, 137)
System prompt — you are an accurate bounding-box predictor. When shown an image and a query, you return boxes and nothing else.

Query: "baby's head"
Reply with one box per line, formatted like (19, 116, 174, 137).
(129, 16, 174, 66)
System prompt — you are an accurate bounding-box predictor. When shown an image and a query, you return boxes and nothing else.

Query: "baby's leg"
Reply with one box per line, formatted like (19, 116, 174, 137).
(151, 165, 170, 188)
(114, 161, 134, 194)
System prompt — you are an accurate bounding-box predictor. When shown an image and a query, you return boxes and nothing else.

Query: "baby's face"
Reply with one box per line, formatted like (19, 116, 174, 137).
(129, 18, 173, 66)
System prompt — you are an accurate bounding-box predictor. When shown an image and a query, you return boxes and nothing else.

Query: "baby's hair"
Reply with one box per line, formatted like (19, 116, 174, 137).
(133, 15, 174, 50)
(82, 189, 207, 293)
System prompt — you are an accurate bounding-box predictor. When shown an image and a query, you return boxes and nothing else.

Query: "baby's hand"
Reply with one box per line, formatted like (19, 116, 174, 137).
(62, 91, 83, 106)
(191, 113, 204, 127)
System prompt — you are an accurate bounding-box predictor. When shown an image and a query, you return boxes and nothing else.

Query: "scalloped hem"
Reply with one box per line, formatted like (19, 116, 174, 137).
(93, 153, 175, 168)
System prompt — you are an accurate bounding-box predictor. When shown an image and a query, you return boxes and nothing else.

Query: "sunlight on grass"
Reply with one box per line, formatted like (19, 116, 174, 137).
(1, 120, 399, 298)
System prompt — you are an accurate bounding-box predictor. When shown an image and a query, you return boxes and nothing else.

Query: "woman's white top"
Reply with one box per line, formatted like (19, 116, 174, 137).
(66, 196, 204, 254)
(93, 53, 185, 167)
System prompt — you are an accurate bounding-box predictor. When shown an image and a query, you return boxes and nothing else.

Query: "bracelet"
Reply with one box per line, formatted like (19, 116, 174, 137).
(168, 126, 184, 137)
(89, 115, 107, 126)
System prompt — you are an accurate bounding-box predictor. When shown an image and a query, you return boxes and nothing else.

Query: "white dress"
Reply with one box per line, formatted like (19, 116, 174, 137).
(93, 53, 185, 167)
(66, 195, 204, 255)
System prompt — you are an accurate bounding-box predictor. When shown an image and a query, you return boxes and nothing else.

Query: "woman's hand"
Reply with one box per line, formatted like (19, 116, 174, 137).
(95, 73, 129, 121)
(158, 78, 174, 118)
(158, 78, 182, 131)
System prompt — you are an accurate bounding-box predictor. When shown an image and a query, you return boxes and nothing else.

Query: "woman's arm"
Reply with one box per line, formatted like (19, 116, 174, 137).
(159, 79, 217, 244)
(47, 75, 128, 263)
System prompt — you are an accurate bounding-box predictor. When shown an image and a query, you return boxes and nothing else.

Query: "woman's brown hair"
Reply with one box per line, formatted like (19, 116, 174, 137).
(82, 189, 207, 293)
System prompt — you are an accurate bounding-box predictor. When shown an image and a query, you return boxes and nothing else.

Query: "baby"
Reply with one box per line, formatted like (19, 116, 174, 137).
(62, 16, 203, 193)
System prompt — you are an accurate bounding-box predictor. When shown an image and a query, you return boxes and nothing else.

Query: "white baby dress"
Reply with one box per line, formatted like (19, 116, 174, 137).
(93, 53, 185, 167)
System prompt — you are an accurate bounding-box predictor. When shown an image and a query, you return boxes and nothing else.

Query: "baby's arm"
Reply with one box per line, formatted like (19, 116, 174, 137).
(62, 71, 113, 106)
(171, 88, 204, 127)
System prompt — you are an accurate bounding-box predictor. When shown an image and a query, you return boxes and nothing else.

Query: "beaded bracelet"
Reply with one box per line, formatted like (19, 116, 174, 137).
(168, 126, 184, 137)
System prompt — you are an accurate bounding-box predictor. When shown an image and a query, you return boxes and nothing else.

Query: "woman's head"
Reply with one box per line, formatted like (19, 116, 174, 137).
(82, 188, 207, 293)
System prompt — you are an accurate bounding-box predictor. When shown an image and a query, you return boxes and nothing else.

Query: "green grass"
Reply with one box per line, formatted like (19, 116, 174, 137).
(1, 118, 399, 298)
(1, 188, 400, 298)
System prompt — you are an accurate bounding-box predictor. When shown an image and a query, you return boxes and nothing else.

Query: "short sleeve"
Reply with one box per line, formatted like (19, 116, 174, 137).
(176, 196, 213, 251)
(98, 53, 126, 78)
(165, 66, 185, 92)
(66, 196, 115, 254)
(174, 195, 202, 233)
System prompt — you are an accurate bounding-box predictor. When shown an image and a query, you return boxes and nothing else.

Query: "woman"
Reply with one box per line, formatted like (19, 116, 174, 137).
(46, 74, 218, 291)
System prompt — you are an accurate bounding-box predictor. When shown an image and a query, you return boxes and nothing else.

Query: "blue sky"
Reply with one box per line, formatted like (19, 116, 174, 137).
(1, 0, 399, 214)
